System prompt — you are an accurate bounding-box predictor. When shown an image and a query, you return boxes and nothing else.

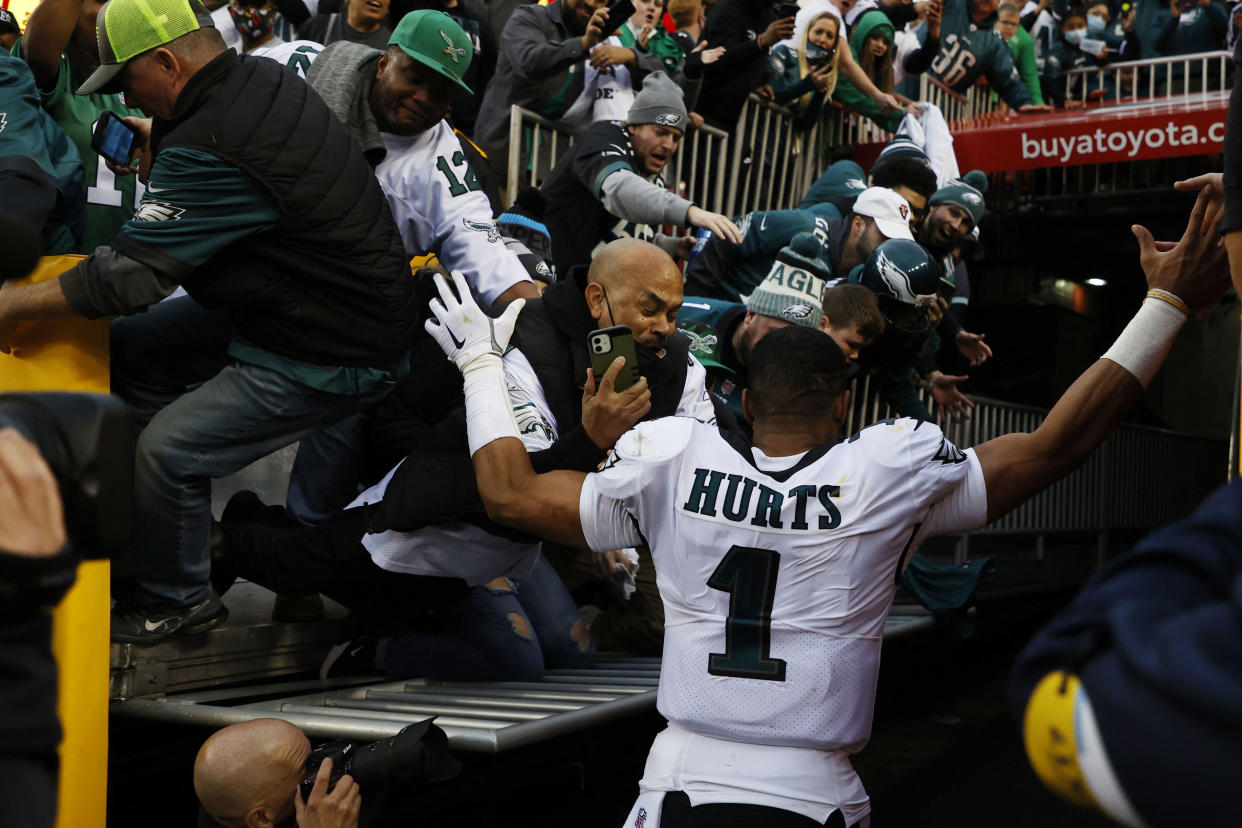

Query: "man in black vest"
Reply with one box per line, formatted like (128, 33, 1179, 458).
(0, 0, 415, 644)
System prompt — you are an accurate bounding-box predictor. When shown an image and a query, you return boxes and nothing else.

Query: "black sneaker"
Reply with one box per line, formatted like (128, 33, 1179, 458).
(320, 636, 379, 680)
(111, 590, 229, 645)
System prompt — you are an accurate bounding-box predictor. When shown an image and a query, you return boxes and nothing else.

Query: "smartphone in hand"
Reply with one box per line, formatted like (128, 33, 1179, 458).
(91, 111, 138, 168)
(598, 0, 637, 39)
(588, 326, 640, 392)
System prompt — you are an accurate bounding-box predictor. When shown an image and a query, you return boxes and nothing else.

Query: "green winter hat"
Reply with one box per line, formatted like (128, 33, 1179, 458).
(390, 9, 474, 94)
(928, 171, 988, 228)
(743, 233, 832, 329)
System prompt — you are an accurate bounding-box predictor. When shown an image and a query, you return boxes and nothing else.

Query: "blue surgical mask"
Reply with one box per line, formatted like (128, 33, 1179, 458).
(1087, 13, 1107, 32)
(1064, 27, 1086, 43)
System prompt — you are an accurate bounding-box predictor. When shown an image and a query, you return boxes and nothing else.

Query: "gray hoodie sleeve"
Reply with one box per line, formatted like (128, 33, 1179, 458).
(599, 169, 693, 227)
(59, 246, 180, 319)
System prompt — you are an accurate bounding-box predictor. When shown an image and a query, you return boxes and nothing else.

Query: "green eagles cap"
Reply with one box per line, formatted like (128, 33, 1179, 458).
(77, 0, 215, 96)
(390, 10, 473, 94)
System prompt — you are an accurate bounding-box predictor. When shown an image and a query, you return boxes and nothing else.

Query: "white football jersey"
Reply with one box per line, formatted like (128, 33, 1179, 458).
(376, 121, 533, 306)
(250, 40, 323, 78)
(581, 416, 987, 753)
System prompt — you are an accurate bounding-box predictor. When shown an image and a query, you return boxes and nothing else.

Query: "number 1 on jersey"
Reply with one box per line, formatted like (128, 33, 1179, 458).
(707, 545, 786, 682)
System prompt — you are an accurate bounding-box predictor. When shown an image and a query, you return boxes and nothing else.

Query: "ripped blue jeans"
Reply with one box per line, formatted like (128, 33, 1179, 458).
(377, 552, 593, 681)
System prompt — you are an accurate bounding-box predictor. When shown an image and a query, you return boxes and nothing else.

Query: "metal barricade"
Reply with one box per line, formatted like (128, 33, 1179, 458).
(843, 376, 1222, 537)
(664, 121, 731, 216)
(1065, 50, 1230, 105)
(505, 105, 578, 207)
(504, 106, 731, 218)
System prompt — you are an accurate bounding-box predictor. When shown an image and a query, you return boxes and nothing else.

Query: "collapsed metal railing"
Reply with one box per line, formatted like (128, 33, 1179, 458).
(845, 372, 1224, 541)
(1065, 49, 1231, 105)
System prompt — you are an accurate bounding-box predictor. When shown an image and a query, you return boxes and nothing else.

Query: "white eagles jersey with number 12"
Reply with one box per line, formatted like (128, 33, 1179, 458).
(579, 415, 988, 752)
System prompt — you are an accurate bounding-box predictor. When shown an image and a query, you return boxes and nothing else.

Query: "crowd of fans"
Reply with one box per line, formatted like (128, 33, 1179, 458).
(0, 0, 1227, 678)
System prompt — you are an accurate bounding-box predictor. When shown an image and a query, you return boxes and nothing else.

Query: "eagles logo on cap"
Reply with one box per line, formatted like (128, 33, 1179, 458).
(780, 303, 814, 321)
(962, 191, 983, 205)
(656, 113, 683, 127)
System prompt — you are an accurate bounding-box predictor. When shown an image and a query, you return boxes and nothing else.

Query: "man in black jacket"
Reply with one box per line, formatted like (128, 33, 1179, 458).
(0, 0, 415, 644)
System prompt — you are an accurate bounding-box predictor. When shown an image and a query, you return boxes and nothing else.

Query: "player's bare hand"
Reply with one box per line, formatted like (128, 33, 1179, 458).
(637, 23, 653, 48)
(758, 16, 795, 48)
(955, 330, 992, 366)
(590, 44, 637, 68)
(930, 373, 974, 422)
(582, 5, 610, 49)
(695, 44, 726, 64)
(1134, 182, 1230, 313)
(424, 271, 524, 372)
(581, 358, 651, 449)
(0, 428, 67, 558)
(689, 111, 705, 128)
(928, 296, 947, 325)
(295, 759, 361, 828)
(688, 206, 743, 244)
(1017, 103, 1052, 113)
(1173, 172, 1224, 234)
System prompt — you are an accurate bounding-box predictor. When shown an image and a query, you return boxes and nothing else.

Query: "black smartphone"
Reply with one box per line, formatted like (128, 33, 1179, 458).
(91, 111, 137, 168)
(588, 326, 640, 392)
(774, 1, 799, 18)
(598, 0, 637, 39)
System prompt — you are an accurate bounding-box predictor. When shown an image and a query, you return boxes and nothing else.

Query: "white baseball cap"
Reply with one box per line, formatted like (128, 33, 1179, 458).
(853, 187, 916, 242)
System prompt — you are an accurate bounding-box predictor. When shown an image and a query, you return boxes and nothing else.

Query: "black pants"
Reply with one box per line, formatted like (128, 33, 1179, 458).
(660, 791, 850, 828)
(223, 506, 469, 630)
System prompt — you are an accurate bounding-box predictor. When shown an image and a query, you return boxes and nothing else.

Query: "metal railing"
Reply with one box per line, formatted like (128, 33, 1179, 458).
(505, 105, 731, 216)
(843, 372, 1224, 538)
(1066, 49, 1231, 105)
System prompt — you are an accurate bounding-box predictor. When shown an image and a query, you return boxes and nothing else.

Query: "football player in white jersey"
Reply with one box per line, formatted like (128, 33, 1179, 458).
(421, 186, 1227, 826)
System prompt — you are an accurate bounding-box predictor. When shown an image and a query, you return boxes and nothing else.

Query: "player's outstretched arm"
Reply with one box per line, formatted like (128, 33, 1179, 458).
(423, 272, 602, 548)
(975, 184, 1230, 523)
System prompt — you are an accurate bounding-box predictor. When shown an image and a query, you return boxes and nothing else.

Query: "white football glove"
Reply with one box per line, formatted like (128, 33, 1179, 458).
(424, 271, 525, 373)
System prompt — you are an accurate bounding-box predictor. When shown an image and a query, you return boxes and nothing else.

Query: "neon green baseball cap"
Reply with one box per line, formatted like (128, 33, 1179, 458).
(77, 0, 215, 96)
(389, 10, 473, 94)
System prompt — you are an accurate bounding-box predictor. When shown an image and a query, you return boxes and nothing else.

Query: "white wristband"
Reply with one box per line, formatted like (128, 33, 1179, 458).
(1101, 296, 1187, 388)
(461, 354, 521, 456)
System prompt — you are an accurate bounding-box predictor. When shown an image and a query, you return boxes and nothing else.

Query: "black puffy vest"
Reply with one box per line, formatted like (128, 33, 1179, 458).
(510, 266, 692, 432)
(150, 51, 414, 367)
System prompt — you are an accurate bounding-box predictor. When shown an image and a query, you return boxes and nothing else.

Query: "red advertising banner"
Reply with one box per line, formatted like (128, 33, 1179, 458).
(853, 92, 1227, 173)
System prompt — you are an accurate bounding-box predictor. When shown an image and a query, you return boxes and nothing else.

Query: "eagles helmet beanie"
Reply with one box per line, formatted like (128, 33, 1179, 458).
(627, 72, 688, 131)
(876, 133, 930, 167)
(744, 233, 831, 330)
(929, 170, 988, 227)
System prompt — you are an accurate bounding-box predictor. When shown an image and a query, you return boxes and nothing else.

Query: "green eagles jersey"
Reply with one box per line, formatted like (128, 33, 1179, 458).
(12, 38, 147, 252)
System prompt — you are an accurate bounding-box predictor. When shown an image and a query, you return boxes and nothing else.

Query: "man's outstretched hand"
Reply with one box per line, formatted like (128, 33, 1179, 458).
(424, 271, 524, 372)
